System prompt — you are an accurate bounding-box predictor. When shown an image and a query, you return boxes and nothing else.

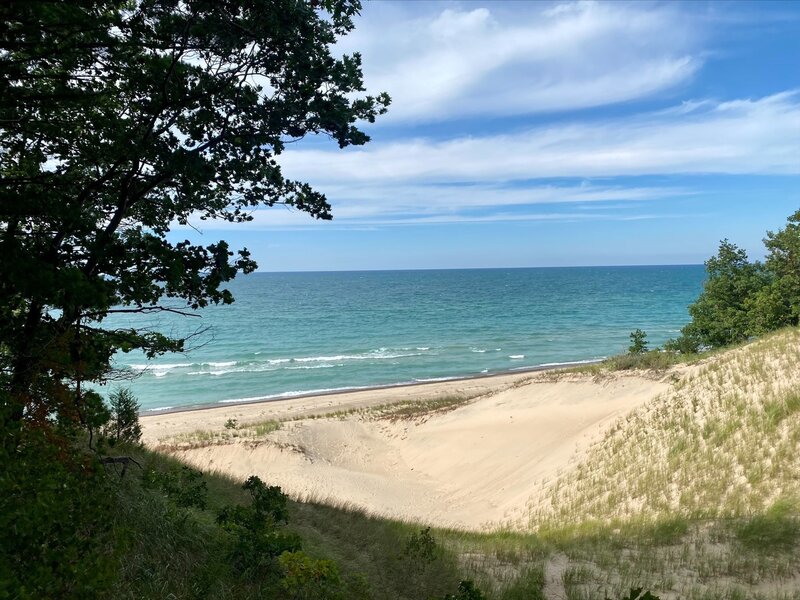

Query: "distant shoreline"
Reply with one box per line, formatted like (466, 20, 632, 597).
(140, 358, 603, 416)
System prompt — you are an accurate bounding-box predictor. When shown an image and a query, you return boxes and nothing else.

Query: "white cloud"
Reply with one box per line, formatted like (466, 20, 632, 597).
(177, 91, 799, 231)
(280, 91, 800, 185)
(342, 1, 702, 121)
(178, 183, 686, 230)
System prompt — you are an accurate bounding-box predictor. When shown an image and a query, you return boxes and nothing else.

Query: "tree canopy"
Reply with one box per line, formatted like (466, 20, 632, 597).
(672, 209, 800, 352)
(0, 0, 389, 432)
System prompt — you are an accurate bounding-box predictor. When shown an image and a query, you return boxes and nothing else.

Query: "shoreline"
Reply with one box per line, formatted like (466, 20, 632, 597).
(140, 357, 603, 416)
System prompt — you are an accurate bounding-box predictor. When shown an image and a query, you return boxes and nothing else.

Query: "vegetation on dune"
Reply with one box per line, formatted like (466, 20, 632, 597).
(673, 210, 800, 352)
(537, 328, 800, 526)
(524, 327, 800, 598)
(590, 209, 799, 375)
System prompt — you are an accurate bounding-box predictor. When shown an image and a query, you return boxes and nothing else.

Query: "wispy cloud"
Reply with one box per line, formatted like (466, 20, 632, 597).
(182, 183, 687, 230)
(341, 1, 702, 122)
(180, 92, 798, 230)
(282, 92, 800, 186)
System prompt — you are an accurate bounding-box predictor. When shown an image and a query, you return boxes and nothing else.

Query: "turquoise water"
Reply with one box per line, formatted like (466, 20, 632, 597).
(106, 266, 706, 411)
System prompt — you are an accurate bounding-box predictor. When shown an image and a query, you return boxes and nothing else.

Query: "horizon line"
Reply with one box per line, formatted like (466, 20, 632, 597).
(252, 263, 705, 274)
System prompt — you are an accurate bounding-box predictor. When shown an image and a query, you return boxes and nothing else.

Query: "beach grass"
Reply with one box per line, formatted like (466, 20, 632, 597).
(532, 328, 800, 528)
(156, 393, 478, 451)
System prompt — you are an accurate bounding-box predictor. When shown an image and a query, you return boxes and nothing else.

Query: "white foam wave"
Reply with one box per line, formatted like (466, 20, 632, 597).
(471, 348, 487, 353)
(128, 362, 191, 371)
(218, 385, 372, 404)
(509, 354, 525, 359)
(537, 358, 603, 367)
(186, 369, 237, 376)
(411, 376, 459, 383)
(292, 351, 421, 363)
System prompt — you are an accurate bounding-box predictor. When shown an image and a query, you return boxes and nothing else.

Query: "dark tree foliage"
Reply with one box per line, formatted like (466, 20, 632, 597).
(0, 398, 117, 598)
(105, 388, 142, 445)
(216, 475, 301, 574)
(0, 0, 389, 434)
(438, 580, 487, 600)
(753, 209, 800, 330)
(628, 328, 648, 354)
(671, 210, 800, 352)
(681, 240, 768, 348)
(0, 3, 386, 596)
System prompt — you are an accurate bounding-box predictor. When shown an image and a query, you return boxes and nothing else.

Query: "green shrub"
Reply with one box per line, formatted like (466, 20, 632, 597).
(0, 420, 117, 599)
(735, 498, 800, 551)
(405, 526, 439, 563)
(216, 476, 301, 574)
(663, 333, 701, 355)
(279, 551, 344, 600)
(628, 329, 648, 354)
(674, 210, 800, 350)
(105, 388, 142, 446)
(437, 580, 487, 600)
(607, 590, 662, 600)
(604, 350, 676, 371)
(143, 464, 208, 510)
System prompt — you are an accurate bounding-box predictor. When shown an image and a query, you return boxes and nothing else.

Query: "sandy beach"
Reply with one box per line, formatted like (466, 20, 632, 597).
(142, 367, 674, 530)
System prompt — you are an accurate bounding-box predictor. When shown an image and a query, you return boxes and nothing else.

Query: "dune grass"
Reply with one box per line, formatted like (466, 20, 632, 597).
(157, 393, 477, 450)
(532, 328, 800, 528)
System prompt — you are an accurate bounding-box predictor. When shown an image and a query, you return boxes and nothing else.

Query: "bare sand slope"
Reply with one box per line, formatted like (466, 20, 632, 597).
(142, 371, 670, 530)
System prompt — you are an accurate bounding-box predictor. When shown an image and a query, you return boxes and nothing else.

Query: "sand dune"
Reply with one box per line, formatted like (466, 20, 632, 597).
(142, 369, 670, 529)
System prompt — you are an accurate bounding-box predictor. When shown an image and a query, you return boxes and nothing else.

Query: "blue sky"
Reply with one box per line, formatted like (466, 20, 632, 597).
(176, 0, 800, 271)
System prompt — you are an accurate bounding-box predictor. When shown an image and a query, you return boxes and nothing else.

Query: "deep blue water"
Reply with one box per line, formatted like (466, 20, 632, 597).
(104, 266, 706, 411)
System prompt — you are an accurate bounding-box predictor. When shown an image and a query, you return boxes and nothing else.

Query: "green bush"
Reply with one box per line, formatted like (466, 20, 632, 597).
(0, 420, 117, 599)
(216, 476, 301, 574)
(735, 498, 800, 551)
(279, 551, 344, 600)
(105, 388, 142, 446)
(143, 464, 209, 511)
(604, 350, 676, 371)
(628, 329, 648, 354)
(673, 210, 800, 350)
(405, 526, 439, 563)
(663, 333, 701, 355)
(607, 590, 662, 600)
(434, 580, 487, 600)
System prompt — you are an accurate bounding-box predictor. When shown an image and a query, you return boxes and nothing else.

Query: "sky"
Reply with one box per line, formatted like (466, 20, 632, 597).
(175, 0, 800, 271)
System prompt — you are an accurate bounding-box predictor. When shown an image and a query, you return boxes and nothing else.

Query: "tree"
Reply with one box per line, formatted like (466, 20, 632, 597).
(679, 240, 768, 349)
(750, 209, 800, 331)
(105, 388, 142, 446)
(0, 0, 389, 435)
(628, 329, 648, 354)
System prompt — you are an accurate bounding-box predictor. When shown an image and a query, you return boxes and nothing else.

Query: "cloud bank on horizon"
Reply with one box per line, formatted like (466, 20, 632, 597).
(180, 0, 800, 270)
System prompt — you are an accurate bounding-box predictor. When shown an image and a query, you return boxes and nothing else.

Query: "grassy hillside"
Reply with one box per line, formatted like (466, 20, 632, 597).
(110, 329, 800, 599)
(536, 327, 800, 524)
